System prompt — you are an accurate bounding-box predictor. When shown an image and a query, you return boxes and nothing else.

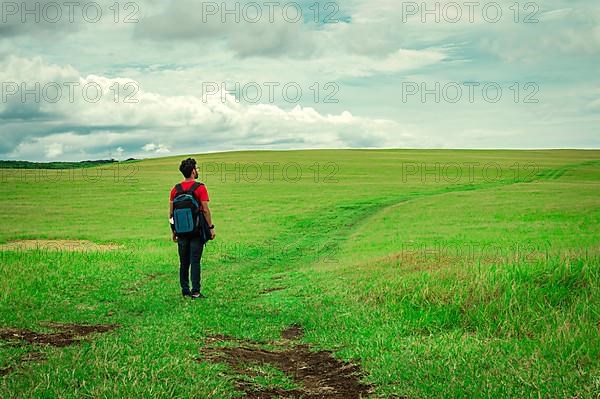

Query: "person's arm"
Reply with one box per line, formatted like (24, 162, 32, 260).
(201, 200, 216, 239)
(169, 200, 177, 242)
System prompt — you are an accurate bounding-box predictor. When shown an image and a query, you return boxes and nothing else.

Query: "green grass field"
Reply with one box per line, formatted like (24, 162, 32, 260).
(0, 149, 598, 398)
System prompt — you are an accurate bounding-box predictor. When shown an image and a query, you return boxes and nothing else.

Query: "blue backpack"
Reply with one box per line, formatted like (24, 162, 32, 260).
(172, 182, 203, 236)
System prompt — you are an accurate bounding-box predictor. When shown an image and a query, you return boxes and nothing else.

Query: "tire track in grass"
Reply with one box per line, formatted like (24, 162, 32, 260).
(223, 160, 599, 303)
(268, 160, 600, 270)
(226, 160, 600, 279)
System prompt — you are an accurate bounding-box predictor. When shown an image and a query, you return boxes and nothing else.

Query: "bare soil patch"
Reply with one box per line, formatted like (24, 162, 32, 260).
(0, 322, 120, 348)
(0, 239, 121, 252)
(198, 324, 372, 398)
(281, 324, 304, 341)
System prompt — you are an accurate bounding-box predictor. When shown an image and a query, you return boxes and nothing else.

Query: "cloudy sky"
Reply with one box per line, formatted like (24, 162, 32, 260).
(1, 0, 599, 161)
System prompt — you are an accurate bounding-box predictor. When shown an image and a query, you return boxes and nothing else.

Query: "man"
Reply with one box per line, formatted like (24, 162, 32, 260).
(169, 158, 216, 299)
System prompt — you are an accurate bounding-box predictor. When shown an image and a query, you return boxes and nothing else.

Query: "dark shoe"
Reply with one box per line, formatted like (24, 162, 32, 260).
(191, 292, 206, 300)
(182, 291, 192, 298)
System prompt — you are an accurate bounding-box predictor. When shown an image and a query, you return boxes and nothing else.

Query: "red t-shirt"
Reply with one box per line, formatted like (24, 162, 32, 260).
(170, 181, 210, 209)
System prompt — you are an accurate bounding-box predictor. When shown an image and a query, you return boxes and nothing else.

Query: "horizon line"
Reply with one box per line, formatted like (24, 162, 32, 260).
(2, 147, 600, 163)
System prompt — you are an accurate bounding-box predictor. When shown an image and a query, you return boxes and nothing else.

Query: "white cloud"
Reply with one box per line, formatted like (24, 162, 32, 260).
(45, 143, 64, 158)
(1, 56, 416, 161)
(142, 143, 170, 153)
(142, 143, 157, 152)
(316, 48, 448, 78)
(134, 0, 317, 58)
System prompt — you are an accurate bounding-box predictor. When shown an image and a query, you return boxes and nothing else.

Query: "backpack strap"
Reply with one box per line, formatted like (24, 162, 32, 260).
(187, 182, 205, 203)
(187, 182, 202, 194)
(174, 182, 205, 201)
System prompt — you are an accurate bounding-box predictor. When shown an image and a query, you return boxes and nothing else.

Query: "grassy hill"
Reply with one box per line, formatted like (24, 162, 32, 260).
(0, 149, 598, 398)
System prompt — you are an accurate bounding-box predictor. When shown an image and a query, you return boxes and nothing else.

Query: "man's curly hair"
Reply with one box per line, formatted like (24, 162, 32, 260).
(179, 158, 197, 178)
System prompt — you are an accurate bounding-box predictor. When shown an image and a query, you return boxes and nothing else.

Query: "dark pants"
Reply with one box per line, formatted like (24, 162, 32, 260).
(177, 235, 204, 294)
